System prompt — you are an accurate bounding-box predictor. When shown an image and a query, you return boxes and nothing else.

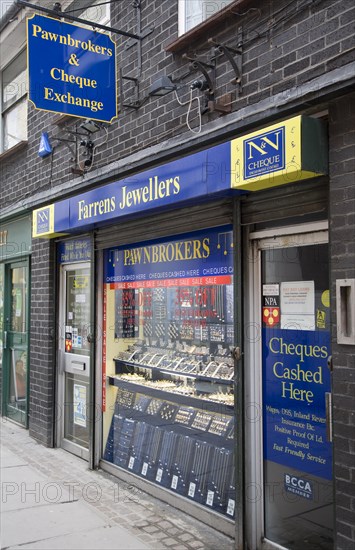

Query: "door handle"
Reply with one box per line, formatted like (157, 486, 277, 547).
(72, 361, 86, 371)
(87, 334, 94, 344)
(325, 392, 333, 442)
(3, 331, 7, 349)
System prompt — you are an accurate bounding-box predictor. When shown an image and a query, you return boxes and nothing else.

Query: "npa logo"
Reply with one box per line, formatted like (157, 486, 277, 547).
(284, 473, 313, 500)
(244, 126, 285, 179)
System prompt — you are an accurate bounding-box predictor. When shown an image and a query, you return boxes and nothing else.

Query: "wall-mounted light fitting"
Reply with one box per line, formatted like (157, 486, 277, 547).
(149, 76, 176, 97)
(80, 119, 102, 134)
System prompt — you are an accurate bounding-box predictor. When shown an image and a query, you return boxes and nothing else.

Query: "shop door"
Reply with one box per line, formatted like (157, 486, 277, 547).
(2, 261, 29, 426)
(253, 229, 333, 549)
(58, 263, 92, 459)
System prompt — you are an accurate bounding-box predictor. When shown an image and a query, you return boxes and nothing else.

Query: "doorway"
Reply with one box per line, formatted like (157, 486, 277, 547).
(57, 263, 92, 459)
(246, 224, 333, 550)
(1, 260, 29, 426)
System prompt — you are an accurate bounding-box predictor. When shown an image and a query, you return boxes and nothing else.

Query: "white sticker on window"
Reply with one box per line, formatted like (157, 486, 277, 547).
(188, 482, 196, 497)
(206, 490, 214, 506)
(156, 468, 163, 482)
(227, 499, 235, 516)
(171, 475, 178, 489)
(141, 462, 148, 476)
(128, 457, 135, 470)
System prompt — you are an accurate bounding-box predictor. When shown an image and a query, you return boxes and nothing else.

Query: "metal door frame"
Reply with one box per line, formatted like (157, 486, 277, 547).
(56, 261, 92, 460)
(244, 220, 329, 550)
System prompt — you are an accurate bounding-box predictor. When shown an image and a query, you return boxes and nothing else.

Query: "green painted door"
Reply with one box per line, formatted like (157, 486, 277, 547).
(2, 260, 29, 426)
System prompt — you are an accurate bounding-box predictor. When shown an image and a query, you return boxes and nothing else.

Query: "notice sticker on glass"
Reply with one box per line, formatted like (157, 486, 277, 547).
(73, 384, 86, 427)
(156, 468, 163, 482)
(263, 284, 280, 296)
(75, 294, 86, 303)
(141, 462, 148, 476)
(281, 281, 314, 314)
(281, 281, 315, 330)
(188, 482, 196, 497)
(128, 457, 135, 470)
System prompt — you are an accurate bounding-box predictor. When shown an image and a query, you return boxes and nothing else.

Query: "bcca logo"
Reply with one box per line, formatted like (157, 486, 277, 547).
(284, 473, 313, 500)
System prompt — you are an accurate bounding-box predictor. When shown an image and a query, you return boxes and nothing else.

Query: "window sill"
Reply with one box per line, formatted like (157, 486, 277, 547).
(0, 140, 28, 162)
(165, 0, 252, 53)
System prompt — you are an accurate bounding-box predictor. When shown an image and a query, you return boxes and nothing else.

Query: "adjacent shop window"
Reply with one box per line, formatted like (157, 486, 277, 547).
(178, 0, 233, 34)
(102, 226, 236, 518)
(1, 50, 27, 152)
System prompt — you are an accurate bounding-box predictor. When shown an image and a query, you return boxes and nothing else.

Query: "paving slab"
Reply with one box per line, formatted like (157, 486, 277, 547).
(7, 524, 151, 550)
(1, 464, 72, 512)
(0, 447, 28, 469)
(1, 500, 107, 548)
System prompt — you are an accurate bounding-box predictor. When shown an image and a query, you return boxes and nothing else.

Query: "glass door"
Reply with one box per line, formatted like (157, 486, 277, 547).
(2, 261, 29, 426)
(259, 233, 333, 549)
(58, 263, 92, 459)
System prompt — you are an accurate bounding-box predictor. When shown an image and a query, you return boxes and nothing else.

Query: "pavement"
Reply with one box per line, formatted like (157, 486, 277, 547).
(0, 419, 234, 550)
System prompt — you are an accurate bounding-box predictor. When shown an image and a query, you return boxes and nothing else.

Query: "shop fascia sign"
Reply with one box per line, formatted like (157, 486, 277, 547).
(231, 115, 328, 191)
(27, 14, 117, 123)
(32, 115, 328, 238)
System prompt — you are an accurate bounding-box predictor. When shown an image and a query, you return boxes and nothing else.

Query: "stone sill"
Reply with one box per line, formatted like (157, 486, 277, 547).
(0, 140, 28, 162)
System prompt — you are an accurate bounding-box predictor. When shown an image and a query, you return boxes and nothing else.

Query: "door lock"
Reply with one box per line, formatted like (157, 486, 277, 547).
(87, 334, 95, 344)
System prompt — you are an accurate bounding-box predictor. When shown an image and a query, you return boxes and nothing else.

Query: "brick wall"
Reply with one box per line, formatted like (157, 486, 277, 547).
(28, 239, 56, 446)
(1, 0, 354, 207)
(329, 92, 355, 550)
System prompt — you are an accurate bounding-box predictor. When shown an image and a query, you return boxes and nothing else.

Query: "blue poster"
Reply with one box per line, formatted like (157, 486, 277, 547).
(263, 328, 332, 480)
(104, 226, 234, 287)
(58, 237, 92, 263)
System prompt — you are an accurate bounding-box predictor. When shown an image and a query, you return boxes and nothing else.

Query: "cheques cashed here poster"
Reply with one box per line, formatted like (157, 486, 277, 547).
(263, 281, 332, 490)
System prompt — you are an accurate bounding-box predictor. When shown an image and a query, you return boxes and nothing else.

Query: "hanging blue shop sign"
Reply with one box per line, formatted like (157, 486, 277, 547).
(263, 327, 332, 480)
(27, 14, 117, 123)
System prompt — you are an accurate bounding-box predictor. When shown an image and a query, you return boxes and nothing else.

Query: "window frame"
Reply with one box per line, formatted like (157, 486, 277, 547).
(1, 48, 28, 154)
(178, 0, 234, 36)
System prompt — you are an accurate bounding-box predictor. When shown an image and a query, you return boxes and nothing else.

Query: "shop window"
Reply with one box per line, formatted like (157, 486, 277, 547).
(102, 226, 236, 518)
(178, 0, 233, 35)
(1, 50, 27, 152)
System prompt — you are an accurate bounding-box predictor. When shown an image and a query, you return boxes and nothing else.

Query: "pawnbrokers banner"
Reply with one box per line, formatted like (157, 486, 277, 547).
(27, 14, 117, 123)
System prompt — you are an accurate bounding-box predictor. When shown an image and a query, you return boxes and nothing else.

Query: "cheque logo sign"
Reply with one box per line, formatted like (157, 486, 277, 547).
(244, 126, 285, 179)
(27, 14, 117, 123)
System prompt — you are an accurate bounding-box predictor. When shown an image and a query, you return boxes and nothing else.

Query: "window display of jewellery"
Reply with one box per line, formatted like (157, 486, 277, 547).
(104, 376, 235, 518)
(110, 372, 234, 406)
(113, 339, 235, 393)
